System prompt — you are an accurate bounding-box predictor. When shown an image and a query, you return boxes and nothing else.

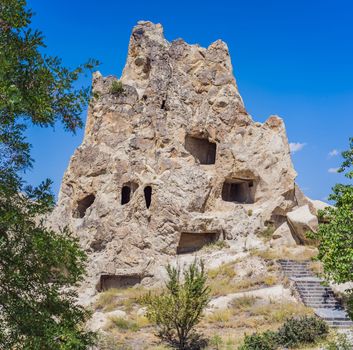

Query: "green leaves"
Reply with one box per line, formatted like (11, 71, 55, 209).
(311, 138, 353, 285)
(0, 0, 99, 172)
(142, 260, 210, 349)
(0, 1, 99, 348)
(0, 170, 96, 349)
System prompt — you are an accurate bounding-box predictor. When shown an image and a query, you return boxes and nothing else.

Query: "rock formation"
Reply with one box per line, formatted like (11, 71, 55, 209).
(51, 21, 318, 297)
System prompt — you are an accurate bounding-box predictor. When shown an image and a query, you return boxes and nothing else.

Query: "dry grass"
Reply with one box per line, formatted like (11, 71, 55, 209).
(207, 261, 238, 296)
(232, 273, 278, 292)
(250, 246, 318, 261)
(106, 314, 150, 332)
(309, 260, 324, 275)
(207, 259, 280, 297)
(248, 301, 313, 323)
(230, 295, 258, 310)
(94, 286, 146, 312)
(206, 309, 233, 323)
(202, 240, 230, 252)
(208, 261, 236, 280)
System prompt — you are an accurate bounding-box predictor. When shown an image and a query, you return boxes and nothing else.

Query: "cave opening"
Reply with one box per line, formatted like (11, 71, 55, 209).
(73, 194, 95, 218)
(177, 232, 219, 254)
(185, 135, 216, 165)
(98, 274, 141, 291)
(144, 186, 152, 209)
(121, 182, 138, 205)
(121, 186, 131, 205)
(222, 179, 255, 204)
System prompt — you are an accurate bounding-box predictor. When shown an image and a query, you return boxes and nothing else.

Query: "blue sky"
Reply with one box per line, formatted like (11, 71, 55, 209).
(24, 0, 352, 201)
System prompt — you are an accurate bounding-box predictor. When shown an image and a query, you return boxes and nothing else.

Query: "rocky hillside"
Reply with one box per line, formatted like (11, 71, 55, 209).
(50, 21, 327, 305)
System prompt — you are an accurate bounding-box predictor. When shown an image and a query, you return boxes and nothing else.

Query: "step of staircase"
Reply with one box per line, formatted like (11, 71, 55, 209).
(278, 259, 353, 328)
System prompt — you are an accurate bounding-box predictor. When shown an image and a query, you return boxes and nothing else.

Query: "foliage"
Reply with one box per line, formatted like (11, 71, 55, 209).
(0, 171, 96, 349)
(258, 224, 275, 242)
(237, 316, 328, 349)
(0, 0, 98, 348)
(142, 260, 210, 350)
(276, 315, 328, 348)
(0, 0, 99, 172)
(110, 80, 124, 95)
(238, 331, 278, 350)
(209, 335, 223, 350)
(324, 333, 353, 350)
(310, 138, 353, 285)
(109, 317, 139, 332)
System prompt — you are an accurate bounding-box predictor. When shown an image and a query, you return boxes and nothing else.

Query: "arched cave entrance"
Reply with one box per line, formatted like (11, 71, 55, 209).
(177, 232, 219, 254)
(144, 186, 152, 209)
(73, 194, 95, 218)
(121, 182, 138, 205)
(222, 179, 256, 204)
(185, 135, 216, 164)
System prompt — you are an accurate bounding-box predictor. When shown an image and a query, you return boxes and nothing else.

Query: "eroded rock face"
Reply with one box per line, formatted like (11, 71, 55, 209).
(51, 21, 299, 296)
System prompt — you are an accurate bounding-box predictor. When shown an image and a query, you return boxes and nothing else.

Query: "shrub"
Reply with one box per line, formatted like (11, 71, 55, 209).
(109, 316, 139, 332)
(238, 331, 278, 350)
(277, 315, 329, 347)
(142, 260, 210, 350)
(209, 335, 223, 350)
(110, 80, 124, 95)
(325, 333, 353, 350)
(237, 316, 328, 349)
(259, 225, 275, 242)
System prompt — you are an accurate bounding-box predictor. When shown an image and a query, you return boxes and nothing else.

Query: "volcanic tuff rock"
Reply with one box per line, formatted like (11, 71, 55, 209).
(51, 21, 310, 296)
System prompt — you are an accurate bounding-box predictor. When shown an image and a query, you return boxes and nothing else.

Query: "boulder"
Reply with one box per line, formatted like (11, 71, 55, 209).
(287, 205, 318, 244)
(270, 222, 297, 247)
(307, 198, 332, 216)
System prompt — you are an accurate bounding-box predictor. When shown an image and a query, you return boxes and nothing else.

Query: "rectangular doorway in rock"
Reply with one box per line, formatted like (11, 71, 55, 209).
(185, 135, 216, 164)
(222, 179, 255, 204)
(98, 274, 141, 291)
(177, 232, 219, 254)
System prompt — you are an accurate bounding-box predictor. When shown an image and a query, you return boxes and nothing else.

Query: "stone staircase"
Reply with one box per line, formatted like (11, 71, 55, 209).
(278, 259, 353, 328)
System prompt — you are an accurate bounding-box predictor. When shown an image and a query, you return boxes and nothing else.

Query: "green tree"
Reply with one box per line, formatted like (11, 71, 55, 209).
(312, 138, 353, 317)
(142, 260, 210, 350)
(0, 0, 98, 348)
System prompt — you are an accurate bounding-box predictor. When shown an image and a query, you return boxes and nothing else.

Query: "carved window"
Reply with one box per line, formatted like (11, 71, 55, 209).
(185, 135, 216, 164)
(222, 179, 255, 204)
(144, 186, 152, 209)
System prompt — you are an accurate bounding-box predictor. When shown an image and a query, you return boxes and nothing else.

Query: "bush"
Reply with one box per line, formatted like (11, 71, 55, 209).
(237, 316, 328, 349)
(109, 317, 139, 332)
(325, 333, 353, 350)
(110, 80, 124, 94)
(142, 260, 210, 350)
(238, 331, 278, 350)
(209, 335, 223, 350)
(277, 316, 329, 347)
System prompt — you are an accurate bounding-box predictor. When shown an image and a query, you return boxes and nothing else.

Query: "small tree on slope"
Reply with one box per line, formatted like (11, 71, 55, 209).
(142, 260, 210, 349)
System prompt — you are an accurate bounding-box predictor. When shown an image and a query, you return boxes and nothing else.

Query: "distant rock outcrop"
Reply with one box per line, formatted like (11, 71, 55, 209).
(50, 21, 321, 297)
